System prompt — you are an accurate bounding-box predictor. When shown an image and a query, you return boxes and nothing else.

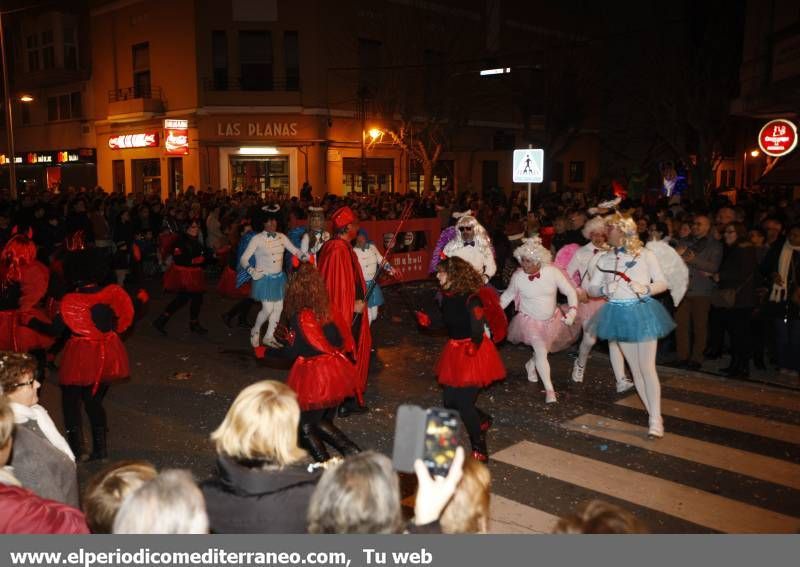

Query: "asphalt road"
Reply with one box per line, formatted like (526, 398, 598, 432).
(37, 280, 800, 534)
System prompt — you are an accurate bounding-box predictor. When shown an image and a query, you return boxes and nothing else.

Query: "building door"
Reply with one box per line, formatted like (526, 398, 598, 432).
(112, 160, 125, 193)
(168, 157, 183, 197)
(482, 160, 498, 192)
(132, 158, 161, 196)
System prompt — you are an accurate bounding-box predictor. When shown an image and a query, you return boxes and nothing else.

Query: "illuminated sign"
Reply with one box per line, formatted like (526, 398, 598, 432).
(57, 151, 80, 163)
(0, 155, 22, 164)
(0, 148, 94, 165)
(27, 153, 53, 164)
(758, 119, 798, 157)
(108, 131, 159, 150)
(164, 119, 189, 129)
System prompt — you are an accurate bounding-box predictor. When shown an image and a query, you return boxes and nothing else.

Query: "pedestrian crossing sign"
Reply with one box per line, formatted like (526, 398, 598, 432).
(513, 148, 544, 183)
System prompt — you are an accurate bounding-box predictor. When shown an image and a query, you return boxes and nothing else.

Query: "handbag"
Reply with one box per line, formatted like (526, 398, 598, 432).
(711, 274, 753, 308)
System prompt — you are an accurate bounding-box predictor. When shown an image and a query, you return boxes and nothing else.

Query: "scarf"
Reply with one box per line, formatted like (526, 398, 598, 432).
(770, 241, 800, 303)
(10, 402, 75, 462)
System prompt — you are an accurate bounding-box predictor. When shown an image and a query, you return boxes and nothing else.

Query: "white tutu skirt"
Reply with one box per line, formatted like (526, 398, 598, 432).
(507, 309, 581, 352)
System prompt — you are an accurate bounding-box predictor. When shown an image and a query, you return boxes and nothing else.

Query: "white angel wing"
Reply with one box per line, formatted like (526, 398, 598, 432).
(646, 240, 688, 306)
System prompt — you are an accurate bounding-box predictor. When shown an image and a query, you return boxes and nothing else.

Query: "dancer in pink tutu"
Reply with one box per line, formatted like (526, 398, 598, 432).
(566, 216, 634, 393)
(500, 237, 579, 404)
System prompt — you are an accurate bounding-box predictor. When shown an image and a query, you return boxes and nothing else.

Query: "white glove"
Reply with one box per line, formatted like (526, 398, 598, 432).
(247, 266, 265, 281)
(562, 309, 577, 326)
(629, 281, 649, 295)
(603, 281, 619, 297)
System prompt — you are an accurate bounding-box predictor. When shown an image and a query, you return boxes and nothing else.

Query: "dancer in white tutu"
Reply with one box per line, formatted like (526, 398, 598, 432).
(587, 212, 675, 438)
(353, 229, 394, 325)
(566, 216, 634, 393)
(500, 237, 579, 404)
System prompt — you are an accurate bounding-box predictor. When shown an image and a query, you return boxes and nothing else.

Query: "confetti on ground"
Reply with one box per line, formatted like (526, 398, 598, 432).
(169, 372, 192, 381)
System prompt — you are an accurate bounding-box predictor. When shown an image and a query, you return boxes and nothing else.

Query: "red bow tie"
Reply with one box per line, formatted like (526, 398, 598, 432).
(528, 272, 541, 281)
(593, 248, 600, 254)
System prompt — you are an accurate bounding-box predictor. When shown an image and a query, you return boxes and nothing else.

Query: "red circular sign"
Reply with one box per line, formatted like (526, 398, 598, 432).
(758, 119, 798, 157)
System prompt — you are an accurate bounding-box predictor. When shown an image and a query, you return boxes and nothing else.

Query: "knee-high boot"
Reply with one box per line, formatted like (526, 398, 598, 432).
(299, 422, 331, 462)
(90, 426, 108, 461)
(315, 420, 361, 457)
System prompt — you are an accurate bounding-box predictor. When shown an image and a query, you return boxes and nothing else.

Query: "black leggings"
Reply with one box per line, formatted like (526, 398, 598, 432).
(442, 386, 484, 452)
(300, 407, 337, 428)
(165, 291, 203, 321)
(61, 384, 109, 432)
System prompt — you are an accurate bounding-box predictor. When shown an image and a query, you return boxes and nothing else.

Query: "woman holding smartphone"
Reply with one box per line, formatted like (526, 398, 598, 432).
(428, 257, 505, 462)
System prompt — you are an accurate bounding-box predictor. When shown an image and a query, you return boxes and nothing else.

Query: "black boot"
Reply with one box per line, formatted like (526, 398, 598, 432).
(753, 352, 766, 370)
(476, 408, 493, 433)
(190, 321, 208, 335)
(89, 427, 108, 461)
(153, 313, 170, 336)
(300, 423, 331, 462)
(721, 355, 739, 375)
(221, 312, 234, 328)
(65, 428, 87, 462)
(316, 420, 361, 457)
(337, 397, 368, 418)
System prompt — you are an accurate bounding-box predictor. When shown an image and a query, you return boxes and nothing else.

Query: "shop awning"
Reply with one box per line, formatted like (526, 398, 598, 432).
(758, 151, 800, 185)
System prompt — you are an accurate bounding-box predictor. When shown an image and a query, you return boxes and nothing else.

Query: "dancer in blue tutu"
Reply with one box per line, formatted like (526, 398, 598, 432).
(353, 229, 394, 325)
(587, 211, 674, 439)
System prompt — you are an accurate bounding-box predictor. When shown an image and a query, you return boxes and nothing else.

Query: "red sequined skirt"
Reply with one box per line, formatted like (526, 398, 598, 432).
(287, 353, 357, 411)
(163, 265, 206, 293)
(435, 338, 506, 388)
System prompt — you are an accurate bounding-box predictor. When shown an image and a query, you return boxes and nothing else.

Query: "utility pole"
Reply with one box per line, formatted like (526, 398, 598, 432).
(358, 87, 368, 194)
(0, 11, 17, 200)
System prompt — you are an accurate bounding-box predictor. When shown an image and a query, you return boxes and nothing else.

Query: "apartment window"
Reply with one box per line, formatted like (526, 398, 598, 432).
(26, 35, 39, 72)
(211, 31, 228, 90)
(284, 31, 299, 91)
(41, 29, 55, 69)
(63, 25, 78, 70)
(358, 38, 381, 93)
(132, 42, 151, 97)
(47, 92, 81, 121)
(569, 161, 585, 183)
(239, 31, 272, 90)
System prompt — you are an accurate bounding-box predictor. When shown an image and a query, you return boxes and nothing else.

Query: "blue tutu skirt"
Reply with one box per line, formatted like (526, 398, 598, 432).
(251, 272, 287, 302)
(588, 297, 675, 343)
(366, 280, 384, 308)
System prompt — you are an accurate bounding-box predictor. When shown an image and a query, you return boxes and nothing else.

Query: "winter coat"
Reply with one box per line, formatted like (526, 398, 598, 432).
(717, 242, 758, 309)
(201, 454, 320, 533)
(0, 472, 89, 534)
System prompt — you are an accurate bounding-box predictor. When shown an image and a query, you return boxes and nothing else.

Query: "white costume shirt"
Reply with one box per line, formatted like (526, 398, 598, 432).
(443, 241, 496, 282)
(500, 265, 578, 320)
(301, 230, 330, 256)
(587, 248, 668, 301)
(354, 243, 387, 281)
(240, 232, 305, 276)
(566, 242, 607, 288)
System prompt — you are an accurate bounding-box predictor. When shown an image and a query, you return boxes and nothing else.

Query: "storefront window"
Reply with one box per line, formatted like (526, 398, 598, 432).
(343, 158, 394, 194)
(132, 158, 161, 196)
(409, 160, 452, 193)
(230, 156, 289, 196)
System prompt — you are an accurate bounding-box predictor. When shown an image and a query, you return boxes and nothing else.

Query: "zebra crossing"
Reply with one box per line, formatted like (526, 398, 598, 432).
(485, 373, 800, 534)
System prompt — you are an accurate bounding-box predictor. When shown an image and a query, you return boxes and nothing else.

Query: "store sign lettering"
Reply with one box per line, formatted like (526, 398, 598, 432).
(165, 129, 189, 155)
(108, 132, 159, 150)
(27, 153, 52, 164)
(216, 122, 298, 137)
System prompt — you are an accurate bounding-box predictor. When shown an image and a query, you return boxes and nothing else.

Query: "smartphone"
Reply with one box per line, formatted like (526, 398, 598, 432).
(392, 405, 460, 477)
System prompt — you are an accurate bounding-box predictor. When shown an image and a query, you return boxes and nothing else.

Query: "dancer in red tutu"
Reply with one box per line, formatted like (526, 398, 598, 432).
(0, 232, 55, 376)
(153, 220, 207, 336)
(430, 257, 505, 462)
(26, 248, 145, 461)
(318, 206, 371, 417)
(279, 263, 359, 462)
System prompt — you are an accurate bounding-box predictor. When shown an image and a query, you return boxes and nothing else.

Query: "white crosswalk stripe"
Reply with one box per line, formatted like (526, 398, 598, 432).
(484, 376, 800, 533)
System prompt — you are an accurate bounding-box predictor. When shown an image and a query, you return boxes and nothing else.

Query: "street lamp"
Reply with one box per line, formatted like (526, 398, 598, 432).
(742, 149, 761, 190)
(750, 149, 760, 158)
(19, 94, 33, 103)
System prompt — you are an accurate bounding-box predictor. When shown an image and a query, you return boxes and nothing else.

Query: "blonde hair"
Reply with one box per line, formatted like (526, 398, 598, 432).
(582, 215, 607, 240)
(440, 458, 491, 533)
(83, 460, 158, 533)
(605, 211, 643, 253)
(0, 395, 13, 448)
(210, 380, 306, 466)
(553, 500, 648, 534)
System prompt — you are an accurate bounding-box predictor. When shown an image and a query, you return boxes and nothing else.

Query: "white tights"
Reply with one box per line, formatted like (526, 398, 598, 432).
(617, 340, 661, 424)
(529, 342, 554, 392)
(577, 330, 628, 385)
(252, 300, 283, 345)
(368, 306, 378, 325)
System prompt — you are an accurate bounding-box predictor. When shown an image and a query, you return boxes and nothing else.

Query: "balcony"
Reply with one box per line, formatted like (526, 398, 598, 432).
(201, 77, 302, 107)
(107, 87, 164, 121)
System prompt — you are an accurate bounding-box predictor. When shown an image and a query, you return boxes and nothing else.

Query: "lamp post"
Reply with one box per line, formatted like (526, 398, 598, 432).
(0, 9, 17, 200)
(742, 149, 760, 190)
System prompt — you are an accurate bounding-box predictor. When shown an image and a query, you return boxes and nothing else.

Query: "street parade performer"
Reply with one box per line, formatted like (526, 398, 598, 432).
(564, 216, 634, 393)
(27, 247, 146, 461)
(500, 237, 579, 404)
(219, 218, 255, 328)
(353, 229, 394, 325)
(153, 219, 208, 336)
(300, 206, 330, 263)
(425, 257, 505, 462)
(278, 263, 359, 462)
(587, 211, 675, 439)
(239, 205, 307, 348)
(318, 206, 371, 417)
(0, 232, 54, 376)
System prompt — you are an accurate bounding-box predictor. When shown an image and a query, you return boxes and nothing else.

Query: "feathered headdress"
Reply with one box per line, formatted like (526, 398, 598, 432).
(513, 237, 552, 265)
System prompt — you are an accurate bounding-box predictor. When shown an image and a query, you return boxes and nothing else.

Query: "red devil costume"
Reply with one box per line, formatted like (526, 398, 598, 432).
(318, 206, 371, 415)
(282, 308, 360, 461)
(0, 233, 54, 357)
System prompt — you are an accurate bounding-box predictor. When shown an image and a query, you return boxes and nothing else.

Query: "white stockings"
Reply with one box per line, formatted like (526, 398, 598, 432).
(251, 300, 283, 347)
(617, 340, 663, 435)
